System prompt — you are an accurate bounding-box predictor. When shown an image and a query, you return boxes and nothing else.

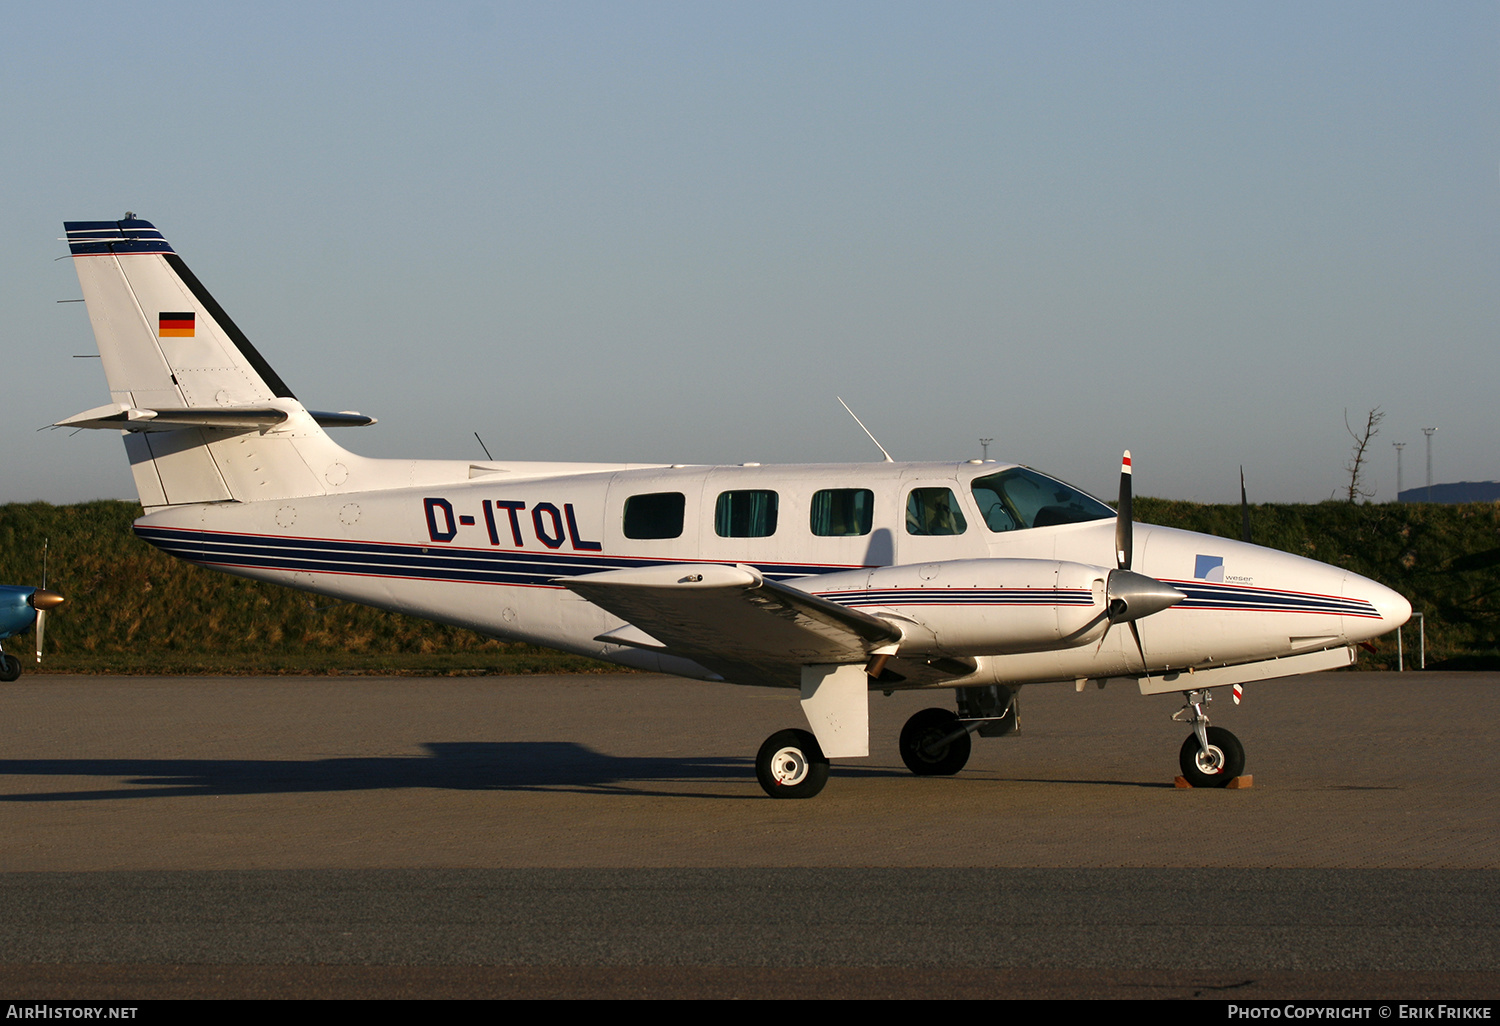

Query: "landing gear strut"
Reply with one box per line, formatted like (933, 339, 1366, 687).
(1173, 689, 1245, 787)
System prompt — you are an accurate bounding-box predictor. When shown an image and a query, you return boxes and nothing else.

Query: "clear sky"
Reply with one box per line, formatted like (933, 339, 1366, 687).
(4, 1, 1495, 505)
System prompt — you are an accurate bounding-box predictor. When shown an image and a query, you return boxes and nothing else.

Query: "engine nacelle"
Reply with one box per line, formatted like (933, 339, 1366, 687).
(799, 558, 1112, 656)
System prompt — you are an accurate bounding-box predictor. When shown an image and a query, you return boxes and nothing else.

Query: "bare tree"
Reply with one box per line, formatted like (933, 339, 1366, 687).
(1344, 407, 1384, 503)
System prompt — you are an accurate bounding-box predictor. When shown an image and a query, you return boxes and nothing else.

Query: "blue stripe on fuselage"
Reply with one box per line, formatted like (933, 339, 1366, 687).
(1165, 579, 1378, 618)
(134, 528, 1381, 618)
(133, 525, 860, 588)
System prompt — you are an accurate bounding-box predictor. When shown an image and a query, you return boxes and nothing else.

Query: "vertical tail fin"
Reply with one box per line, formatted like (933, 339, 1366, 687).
(62, 219, 369, 510)
(65, 219, 295, 408)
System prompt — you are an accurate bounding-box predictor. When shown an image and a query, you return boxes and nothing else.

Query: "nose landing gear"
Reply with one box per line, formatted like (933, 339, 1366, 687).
(1173, 689, 1245, 787)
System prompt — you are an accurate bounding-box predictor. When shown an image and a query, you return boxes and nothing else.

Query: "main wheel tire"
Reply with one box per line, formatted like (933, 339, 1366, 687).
(1178, 726, 1245, 788)
(0, 654, 20, 682)
(756, 728, 830, 799)
(899, 707, 972, 776)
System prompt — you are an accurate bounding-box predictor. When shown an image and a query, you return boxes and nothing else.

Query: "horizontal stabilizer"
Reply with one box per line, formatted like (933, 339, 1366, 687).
(565, 563, 901, 682)
(55, 403, 375, 432)
(307, 410, 378, 428)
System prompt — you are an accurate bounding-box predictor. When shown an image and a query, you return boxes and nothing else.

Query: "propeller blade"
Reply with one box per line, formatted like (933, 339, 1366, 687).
(1240, 466, 1252, 544)
(27, 589, 63, 666)
(1129, 620, 1149, 677)
(36, 539, 53, 665)
(1115, 450, 1133, 570)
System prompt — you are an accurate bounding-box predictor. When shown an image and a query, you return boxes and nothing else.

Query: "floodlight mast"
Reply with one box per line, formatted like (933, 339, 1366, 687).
(1422, 428, 1436, 501)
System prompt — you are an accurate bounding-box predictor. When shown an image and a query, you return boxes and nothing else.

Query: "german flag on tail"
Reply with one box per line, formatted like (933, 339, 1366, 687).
(158, 312, 195, 337)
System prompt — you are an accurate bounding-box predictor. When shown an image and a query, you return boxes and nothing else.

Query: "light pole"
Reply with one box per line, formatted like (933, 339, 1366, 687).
(979, 438, 992, 461)
(1422, 428, 1436, 501)
(1393, 442, 1406, 500)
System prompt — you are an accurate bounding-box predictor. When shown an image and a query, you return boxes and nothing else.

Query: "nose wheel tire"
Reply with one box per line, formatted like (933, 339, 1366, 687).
(0, 654, 20, 682)
(756, 728, 830, 799)
(899, 708, 972, 776)
(1178, 726, 1245, 788)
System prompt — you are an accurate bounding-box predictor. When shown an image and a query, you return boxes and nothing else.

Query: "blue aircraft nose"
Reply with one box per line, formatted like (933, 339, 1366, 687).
(0, 586, 40, 640)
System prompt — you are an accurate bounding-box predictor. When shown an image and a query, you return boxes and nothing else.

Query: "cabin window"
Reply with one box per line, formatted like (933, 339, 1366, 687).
(810, 488, 873, 537)
(970, 468, 1114, 532)
(623, 492, 686, 539)
(905, 488, 968, 536)
(715, 490, 778, 538)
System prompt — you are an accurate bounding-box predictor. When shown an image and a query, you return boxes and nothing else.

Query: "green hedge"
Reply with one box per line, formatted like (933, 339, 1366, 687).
(0, 498, 1492, 672)
(0, 501, 606, 674)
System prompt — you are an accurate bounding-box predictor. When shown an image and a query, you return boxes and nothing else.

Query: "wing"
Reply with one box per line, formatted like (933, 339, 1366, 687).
(563, 563, 903, 687)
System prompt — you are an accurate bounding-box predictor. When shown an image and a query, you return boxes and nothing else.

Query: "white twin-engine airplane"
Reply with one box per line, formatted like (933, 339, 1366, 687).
(57, 217, 1411, 798)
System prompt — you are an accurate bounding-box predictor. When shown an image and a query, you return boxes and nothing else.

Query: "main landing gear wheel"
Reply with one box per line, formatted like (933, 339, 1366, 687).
(1178, 726, 1245, 788)
(0, 654, 20, 682)
(899, 708, 972, 776)
(756, 728, 830, 799)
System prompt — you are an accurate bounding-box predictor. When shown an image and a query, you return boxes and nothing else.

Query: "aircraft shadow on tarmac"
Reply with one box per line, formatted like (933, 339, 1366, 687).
(0, 742, 1181, 801)
(0, 741, 924, 801)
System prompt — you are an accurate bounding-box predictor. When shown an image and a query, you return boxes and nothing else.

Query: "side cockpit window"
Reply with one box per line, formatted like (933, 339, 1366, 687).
(970, 468, 1113, 533)
(905, 488, 968, 536)
(623, 492, 686, 539)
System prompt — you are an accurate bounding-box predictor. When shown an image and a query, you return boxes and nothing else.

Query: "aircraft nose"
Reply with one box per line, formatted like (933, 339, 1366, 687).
(1345, 572, 1411, 642)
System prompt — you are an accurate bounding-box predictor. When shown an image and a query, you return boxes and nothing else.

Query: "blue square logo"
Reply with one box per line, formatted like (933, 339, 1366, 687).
(1194, 555, 1225, 582)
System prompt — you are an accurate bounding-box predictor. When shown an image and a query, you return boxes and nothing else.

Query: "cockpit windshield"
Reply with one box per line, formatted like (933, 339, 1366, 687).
(970, 467, 1114, 533)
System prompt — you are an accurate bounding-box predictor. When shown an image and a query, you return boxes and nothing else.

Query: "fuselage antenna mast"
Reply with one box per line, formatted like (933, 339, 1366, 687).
(837, 397, 894, 463)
